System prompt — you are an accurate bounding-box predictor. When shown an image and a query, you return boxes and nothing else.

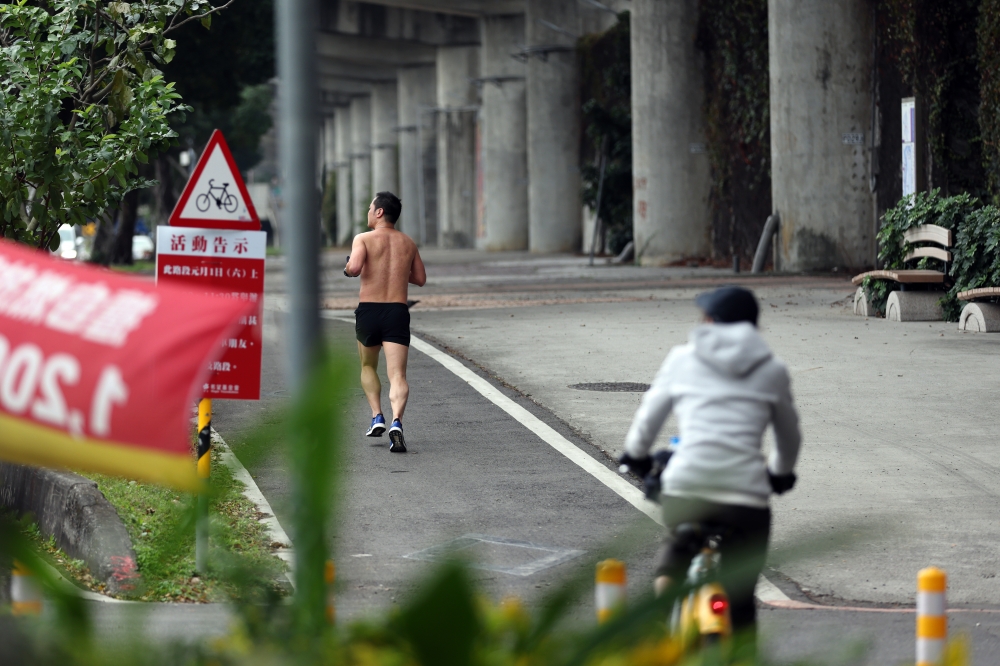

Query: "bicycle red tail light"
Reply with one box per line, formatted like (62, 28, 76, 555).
(709, 594, 728, 615)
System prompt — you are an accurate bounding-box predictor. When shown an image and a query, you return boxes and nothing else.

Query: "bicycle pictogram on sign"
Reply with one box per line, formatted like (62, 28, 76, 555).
(195, 179, 239, 214)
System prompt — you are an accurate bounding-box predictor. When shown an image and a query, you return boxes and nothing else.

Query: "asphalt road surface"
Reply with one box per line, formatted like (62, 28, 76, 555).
(211, 304, 1000, 663)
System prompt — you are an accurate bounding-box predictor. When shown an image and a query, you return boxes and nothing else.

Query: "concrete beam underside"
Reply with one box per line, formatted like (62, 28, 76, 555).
(318, 31, 438, 66)
(342, 0, 524, 16)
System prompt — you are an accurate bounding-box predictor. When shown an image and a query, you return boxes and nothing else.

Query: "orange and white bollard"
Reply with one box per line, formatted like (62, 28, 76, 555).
(11, 560, 43, 616)
(917, 566, 947, 666)
(325, 559, 336, 624)
(595, 559, 626, 623)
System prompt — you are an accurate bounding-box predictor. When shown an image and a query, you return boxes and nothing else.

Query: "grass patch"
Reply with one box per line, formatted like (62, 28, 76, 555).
(109, 259, 155, 274)
(77, 445, 286, 602)
(266, 245, 282, 256)
(22, 522, 105, 592)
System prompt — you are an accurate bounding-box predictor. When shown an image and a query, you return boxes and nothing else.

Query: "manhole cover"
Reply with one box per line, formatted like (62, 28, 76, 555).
(569, 382, 650, 392)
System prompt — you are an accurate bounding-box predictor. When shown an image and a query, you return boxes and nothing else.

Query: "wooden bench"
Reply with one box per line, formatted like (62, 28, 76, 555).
(852, 224, 952, 320)
(957, 288, 1000, 332)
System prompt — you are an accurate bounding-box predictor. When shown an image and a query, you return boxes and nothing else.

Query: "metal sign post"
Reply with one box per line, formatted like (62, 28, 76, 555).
(160, 130, 265, 574)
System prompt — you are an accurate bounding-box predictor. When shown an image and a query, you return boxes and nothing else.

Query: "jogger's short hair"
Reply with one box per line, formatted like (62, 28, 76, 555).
(373, 191, 402, 223)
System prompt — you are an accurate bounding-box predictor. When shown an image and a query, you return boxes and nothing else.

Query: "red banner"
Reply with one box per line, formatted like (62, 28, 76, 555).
(0, 240, 252, 491)
(156, 227, 265, 400)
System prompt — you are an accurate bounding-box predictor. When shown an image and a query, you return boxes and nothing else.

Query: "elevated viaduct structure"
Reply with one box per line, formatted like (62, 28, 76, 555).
(308, 0, 878, 271)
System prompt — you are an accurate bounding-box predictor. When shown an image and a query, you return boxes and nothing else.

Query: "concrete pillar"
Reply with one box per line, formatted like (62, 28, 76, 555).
(630, 0, 711, 265)
(479, 14, 528, 251)
(436, 45, 479, 249)
(350, 95, 372, 236)
(323, 116, 336, 177)
(334, 106, 353, 245)
(526, 0, 580, 253)
(398, 65, 438, 245)
(371, 81, 400, 198)
(769, 0, 874, 270)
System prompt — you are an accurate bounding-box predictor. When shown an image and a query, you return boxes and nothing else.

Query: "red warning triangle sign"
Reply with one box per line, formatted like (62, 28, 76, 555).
(169, 130, 260, 230)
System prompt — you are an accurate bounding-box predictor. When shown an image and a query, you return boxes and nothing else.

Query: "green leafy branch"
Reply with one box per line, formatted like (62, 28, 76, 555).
(0, 0, 232, 249)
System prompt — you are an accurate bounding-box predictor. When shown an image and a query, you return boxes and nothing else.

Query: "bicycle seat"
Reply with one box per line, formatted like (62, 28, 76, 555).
(673, 522, 730, 550)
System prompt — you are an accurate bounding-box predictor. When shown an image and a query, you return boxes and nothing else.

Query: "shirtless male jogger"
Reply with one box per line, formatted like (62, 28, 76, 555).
(344, 191, 426, 452)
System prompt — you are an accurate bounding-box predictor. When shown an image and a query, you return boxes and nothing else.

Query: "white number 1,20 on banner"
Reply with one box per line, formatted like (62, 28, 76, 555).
(0, 334, 129, 440)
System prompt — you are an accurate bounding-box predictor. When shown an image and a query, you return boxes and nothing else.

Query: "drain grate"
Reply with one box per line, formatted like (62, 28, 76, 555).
(569, 382, 650, 393)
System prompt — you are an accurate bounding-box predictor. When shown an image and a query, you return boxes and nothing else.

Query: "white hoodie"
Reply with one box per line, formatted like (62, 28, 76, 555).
(623, 322, 801, 508)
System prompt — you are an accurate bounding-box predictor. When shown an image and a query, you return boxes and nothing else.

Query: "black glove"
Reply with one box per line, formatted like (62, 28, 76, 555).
(344, 255, 353, 278)
(618, 452, 652, 479)
(642, 450, 674, 501)
(768, 470, 797, 495)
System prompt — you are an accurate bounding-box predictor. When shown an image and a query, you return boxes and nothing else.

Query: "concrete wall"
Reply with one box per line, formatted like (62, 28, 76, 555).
(436, 44, 480, 249)
(335, 106, 353, 245)
(479, 14, 528, 250)
(371, 81, 400, 197)
(350, 95, 372, 235)
(769, 0, 874, 270)
(398, 65, 438, 244)
(630, 0, 711, 265)
(526, 0, 581, 253)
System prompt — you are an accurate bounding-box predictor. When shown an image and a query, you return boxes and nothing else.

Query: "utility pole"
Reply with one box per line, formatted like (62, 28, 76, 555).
(276, 0, 322, 629)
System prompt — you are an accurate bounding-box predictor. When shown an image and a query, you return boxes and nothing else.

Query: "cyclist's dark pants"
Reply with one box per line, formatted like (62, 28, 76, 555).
(657, 496, 771, 632)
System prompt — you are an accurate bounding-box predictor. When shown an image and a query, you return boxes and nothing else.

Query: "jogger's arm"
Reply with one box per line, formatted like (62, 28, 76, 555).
(345, 236, 367, 277)
(409, 248, 426, 286)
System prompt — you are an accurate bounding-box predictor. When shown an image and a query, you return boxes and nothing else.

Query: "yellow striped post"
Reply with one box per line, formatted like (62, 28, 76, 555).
(195, 398, 212, 574)
(325, 560, 336, 624)
(11, 559, 43, 616)
(595, 559, 627, 623)
(917, 566, 947, 666)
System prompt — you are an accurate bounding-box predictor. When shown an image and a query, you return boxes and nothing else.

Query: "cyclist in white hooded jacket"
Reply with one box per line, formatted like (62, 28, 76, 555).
(619, 286, 801, 634)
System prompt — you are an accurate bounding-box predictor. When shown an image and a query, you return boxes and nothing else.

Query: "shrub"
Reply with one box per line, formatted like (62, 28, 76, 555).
(946, 204, 1000, 320)
(863, 189, 978, 315)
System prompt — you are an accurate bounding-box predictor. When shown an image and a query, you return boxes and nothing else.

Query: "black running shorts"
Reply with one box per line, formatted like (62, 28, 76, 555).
(354, 302, 410, 347)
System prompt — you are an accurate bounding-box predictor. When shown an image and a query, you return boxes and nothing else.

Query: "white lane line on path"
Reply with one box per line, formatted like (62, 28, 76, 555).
(325, 314, 790, 604)
(211, 429, 296, 589)
(408, 336, 665, 526)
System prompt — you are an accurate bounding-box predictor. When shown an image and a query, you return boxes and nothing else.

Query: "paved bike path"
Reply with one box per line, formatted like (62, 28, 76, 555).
(62, 309, 1000, 664)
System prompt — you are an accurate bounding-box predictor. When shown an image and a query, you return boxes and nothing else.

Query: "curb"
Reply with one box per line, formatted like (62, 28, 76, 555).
(0, 463, 139, 595)
(210, 429, 296, 589)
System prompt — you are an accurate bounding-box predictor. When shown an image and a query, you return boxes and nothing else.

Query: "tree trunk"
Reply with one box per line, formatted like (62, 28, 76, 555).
(109, 188, 139, 265)
(153, 155, 175, 225)
(89, 209, 116, 266)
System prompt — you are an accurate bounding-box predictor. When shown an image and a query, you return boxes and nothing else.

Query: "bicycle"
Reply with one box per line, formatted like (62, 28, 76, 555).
(619, 450, 733, 647)
(196, 179, 239, 213)
(669, 522, 732, 647)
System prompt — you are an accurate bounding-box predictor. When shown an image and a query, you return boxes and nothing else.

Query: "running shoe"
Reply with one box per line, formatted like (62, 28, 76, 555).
(366, 414, 386, 437)
(388, 419, 406, 453)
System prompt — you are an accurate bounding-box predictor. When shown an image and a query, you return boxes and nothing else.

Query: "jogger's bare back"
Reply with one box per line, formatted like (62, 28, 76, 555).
(348, 228, 426, 303)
